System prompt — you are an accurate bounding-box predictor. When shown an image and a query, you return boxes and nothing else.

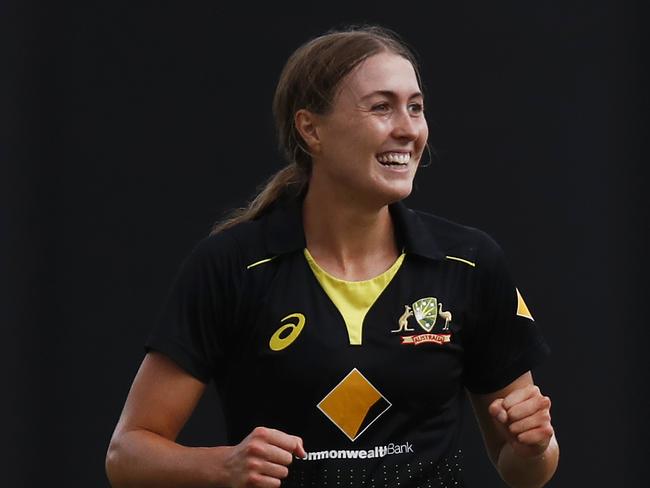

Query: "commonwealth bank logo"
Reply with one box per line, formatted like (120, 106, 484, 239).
(317, 368, 391, 442)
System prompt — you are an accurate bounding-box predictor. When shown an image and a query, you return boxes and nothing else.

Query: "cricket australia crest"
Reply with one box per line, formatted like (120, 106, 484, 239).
(392, 297, 453, 346)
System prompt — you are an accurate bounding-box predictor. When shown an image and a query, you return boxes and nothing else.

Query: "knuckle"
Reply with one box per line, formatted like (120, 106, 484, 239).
(488, 402, 502, 416)
(246, 458, 262, 472)
(248, 442, 263, 457)
(278, 465, 290, 478)
(252, 426, 268, 439)
(244, 472, 259, 486)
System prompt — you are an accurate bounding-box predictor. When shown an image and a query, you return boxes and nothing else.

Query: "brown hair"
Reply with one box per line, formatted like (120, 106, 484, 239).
(211, 25, 423, 234)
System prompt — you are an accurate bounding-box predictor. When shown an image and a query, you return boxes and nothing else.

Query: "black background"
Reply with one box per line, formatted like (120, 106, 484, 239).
(3, 1, 648, 486)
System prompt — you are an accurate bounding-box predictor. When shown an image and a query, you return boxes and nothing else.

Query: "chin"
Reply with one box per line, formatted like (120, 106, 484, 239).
(374, 181, 413, 206)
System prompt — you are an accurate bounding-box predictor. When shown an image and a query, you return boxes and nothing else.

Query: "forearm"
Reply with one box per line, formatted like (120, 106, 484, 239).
(105, 428, 231, 488)
(496, 435, 559, 488)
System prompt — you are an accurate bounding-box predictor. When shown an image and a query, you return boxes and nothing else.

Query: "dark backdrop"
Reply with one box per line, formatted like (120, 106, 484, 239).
(3, 2, 648, 486)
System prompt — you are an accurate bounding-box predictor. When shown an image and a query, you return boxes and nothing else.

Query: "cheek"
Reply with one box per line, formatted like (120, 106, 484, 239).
(326, 117, 366, 147)
(418, 119, 429, 144)
(343, 125, 382, 159)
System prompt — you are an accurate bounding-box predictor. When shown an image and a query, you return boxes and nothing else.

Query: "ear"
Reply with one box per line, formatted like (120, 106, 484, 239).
(294, 109, 322, 154)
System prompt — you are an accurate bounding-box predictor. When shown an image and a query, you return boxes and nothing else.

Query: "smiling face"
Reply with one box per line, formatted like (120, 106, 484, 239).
(306, 51, 429, 207)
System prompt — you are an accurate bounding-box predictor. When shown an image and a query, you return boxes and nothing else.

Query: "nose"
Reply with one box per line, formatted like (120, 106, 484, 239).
(392, 107, 420, 141)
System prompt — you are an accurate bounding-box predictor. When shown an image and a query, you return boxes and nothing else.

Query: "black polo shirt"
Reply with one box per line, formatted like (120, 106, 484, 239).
(145, 195, 550, 488)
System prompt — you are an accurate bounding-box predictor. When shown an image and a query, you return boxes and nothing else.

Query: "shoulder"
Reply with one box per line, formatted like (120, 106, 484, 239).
(188, 195, 304, 275)
(407, 207, 505, 269)
(410, 208, 493, 248)
(187, 217, 269, 273)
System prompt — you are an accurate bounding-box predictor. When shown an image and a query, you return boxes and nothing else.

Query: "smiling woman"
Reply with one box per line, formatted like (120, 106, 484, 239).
(105, 25, 558, 488)
(297, 51, 428, 214)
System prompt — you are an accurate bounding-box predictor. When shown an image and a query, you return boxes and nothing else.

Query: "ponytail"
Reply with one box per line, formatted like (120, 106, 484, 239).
(210, 163, 309, 235)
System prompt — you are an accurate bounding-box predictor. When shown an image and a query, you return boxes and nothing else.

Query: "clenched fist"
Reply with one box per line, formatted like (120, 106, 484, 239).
(488, 384, 554, 459)
(224, 426, 307, 487)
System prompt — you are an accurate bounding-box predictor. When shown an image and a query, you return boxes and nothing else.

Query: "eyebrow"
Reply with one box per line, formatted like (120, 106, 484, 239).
(359, 90, 423, 101)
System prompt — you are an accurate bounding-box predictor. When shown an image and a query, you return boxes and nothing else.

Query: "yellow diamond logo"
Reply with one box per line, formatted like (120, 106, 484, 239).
(317, 368, 391, 442)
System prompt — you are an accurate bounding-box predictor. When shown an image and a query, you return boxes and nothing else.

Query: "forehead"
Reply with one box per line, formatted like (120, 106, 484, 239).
(339, 52, 421, 100)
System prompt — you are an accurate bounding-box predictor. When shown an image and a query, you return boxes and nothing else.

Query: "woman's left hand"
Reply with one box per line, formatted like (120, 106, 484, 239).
(488, 384, 554, 458)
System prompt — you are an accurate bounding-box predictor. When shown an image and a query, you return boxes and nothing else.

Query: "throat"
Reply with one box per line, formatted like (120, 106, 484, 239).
(302, 184, 400, 279)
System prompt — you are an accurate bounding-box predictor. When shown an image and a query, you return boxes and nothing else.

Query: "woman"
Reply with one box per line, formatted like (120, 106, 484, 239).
(106, 26, 558, 487)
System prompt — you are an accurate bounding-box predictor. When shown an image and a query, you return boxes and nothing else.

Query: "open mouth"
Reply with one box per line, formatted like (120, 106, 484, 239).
(376, 151, 411, 167)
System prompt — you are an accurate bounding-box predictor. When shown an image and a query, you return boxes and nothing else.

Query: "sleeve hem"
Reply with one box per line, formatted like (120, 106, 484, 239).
(464, 340, 551, 394)
(144, 336, 213, 384)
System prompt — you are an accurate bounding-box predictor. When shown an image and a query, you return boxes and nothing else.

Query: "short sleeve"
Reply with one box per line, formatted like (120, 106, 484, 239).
(462, 232, 550, 394)
(144, 233, 241, 384)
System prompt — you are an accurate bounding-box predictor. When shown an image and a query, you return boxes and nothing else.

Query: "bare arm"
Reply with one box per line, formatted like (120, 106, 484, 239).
(105, 351, 306, 488)
(468, 372, 559, 488)
(105, 351, 226, 487)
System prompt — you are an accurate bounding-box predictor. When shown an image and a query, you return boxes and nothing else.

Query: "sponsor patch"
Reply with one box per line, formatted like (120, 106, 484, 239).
(317, 368, 391, 442)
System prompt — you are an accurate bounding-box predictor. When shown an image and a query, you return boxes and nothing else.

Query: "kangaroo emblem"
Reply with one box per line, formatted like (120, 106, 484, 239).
(392, 305, 414, 333)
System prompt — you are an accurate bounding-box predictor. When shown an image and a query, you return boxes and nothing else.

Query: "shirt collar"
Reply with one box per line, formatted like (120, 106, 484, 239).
(389, 199, 445, 260)
(262, 195, 444, 261)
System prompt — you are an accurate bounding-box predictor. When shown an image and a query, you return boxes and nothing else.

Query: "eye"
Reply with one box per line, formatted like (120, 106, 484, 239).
(408, 102, 424, 115)
(371, 102, 391, 113)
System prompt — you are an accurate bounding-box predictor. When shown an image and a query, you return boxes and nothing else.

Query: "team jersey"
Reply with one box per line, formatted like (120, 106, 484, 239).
(145, 194, 550, 487)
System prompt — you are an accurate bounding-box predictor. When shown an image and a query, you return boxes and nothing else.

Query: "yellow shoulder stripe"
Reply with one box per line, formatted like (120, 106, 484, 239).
(246, 256, 276, 269)
(445, 255, 476, 267)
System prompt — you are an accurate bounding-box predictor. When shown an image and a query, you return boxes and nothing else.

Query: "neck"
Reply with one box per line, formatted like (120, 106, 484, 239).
(302, 180, 399, 279)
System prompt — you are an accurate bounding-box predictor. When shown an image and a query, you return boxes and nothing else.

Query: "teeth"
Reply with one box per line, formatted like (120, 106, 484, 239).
(377, 152, 411, 165)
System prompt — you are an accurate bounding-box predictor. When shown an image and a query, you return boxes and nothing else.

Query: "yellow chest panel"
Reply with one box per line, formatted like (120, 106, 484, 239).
(303, 249, 405, 345)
